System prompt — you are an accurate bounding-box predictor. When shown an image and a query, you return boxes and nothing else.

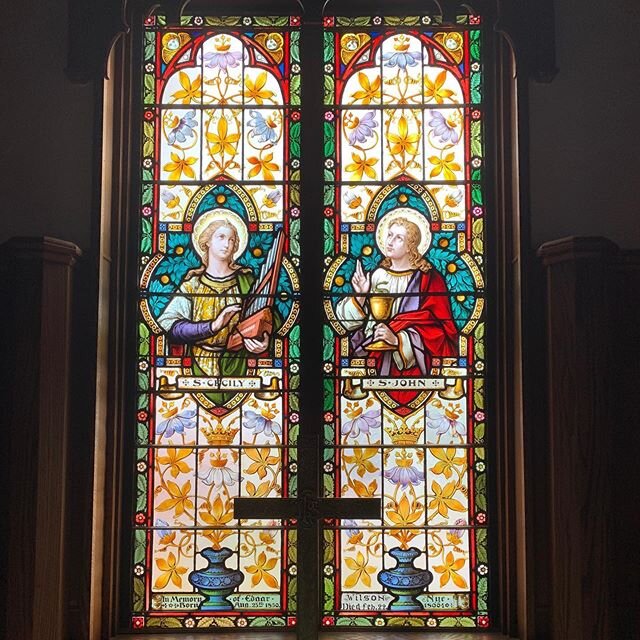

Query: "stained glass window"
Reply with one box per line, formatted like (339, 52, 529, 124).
(133, 14, 301, 629)
(131, 8, 489, 633)
(321, 14, 488, 628)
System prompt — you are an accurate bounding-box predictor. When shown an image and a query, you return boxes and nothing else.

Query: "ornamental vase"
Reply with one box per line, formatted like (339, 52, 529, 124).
(188, 547, 243, 611)
(377, 546, 432, 611)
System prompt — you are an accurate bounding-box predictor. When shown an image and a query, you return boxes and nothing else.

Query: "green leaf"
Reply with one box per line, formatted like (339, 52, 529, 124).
(254, 16, 288, 27)
(475, 472, 487, 511)
(290, 122, 301, 157)
(471, 184, 483, 206)
(290, 31, 300, 63)
(290, 218, 301, 255)
(132, 576, 144, 612)
(147, 617, 182, 628)
(139, 322, 150, 356)
(290, 184, 300, 206)
(440, 616, 476, 627)
(324, 75, 334, 104)
(289, 393, 299, 411)
(136, 474, 147, 511)
(249, 616, 286, 626)
(323, 379, 334, 410)
(141, 184, 153, 206)
(138, 371, 149, 391)
(324, 185, 335, 206)
(323, 324, 333, 360)
(337, 16, 371, 26)
(336, 616, 373, 625)
(290, 74, 301, 106)
(474, 422, 485, 442)
(478, 575, 488, 608)
(475, 339, 484, 360)
(471, 72, 482, 102)
(474, 378, 484, 409)
(144, 43, 154, 62)
(388, 617, 423, 626)
(205, 16, 241, 26)
(474, 321, 485, 340)
(197, 616, 234, 627)
(324, 218, 334, 255)
(323, 577, 334, 607)
(133, 528, 146, 564)
(476, 528, 488, 563)
(289, 324, 300, 358)
(323, 31, 334, 63)
(324, 168, 334, 182)
(471, 120, 482, 157)
(324, 121, 335, 157)
(290, 374, 300, 390)
(323, 528, 334, 563)
(386, 16, 420, 26)
(137, 394, 148, 410)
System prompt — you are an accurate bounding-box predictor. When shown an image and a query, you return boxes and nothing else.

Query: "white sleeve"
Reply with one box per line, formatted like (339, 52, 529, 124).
(158, 294, 192, 331)
(335, 296, 367, 331)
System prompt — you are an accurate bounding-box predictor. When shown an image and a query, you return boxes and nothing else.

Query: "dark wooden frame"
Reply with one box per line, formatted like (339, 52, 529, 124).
(70, 1, 557, 638)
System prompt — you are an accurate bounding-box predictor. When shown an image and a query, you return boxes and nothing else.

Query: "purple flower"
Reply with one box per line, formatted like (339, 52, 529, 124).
(167, 110, 198, 145)
(247, 110, 279, 144)
(428, 111, 460, 144)
(383, 453, 425, 488)
(243, 408, 282, 437)
(382, 50, 421, 69)
(346, 111, 378, 145)
(341, 404, 381, 438)
(426, 404, 466, 438)
(156, 406, 197, 438)
(203, 50, 242, 71)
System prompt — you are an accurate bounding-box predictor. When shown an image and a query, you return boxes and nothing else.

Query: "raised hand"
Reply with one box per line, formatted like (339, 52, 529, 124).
(210, 303, 241, 334)
(351, 259, 371, 306)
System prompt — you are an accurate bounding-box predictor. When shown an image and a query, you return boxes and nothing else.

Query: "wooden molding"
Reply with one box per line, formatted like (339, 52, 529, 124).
(1, 236, 81, 640)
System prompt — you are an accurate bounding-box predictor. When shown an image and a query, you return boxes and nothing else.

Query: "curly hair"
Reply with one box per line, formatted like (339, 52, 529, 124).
(380, 217, 431, 272)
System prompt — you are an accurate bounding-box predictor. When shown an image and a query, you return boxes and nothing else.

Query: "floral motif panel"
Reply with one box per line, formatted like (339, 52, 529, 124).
(321, 14, 489, 629)
(132, 14, 301, 630)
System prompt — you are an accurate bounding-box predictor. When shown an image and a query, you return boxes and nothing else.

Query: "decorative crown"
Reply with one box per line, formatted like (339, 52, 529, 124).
(384, 417, 424, 446)
(200, 421, 239, 446)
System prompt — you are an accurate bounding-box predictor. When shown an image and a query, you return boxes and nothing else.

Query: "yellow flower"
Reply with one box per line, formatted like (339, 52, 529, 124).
(244, 447, 279, 479)
(344, 551, 376, 587)
(432, 551, 468, 589)
(351, 72, 381, 104)
(244, 71, 275, 104)
(430, 448, 466, 479)
(163, 152, 196, 180)
(246, 551, 279, 588)
(387, 115, 420, 156)
(424, 70, 455, 104)
(343, 447, 378, 477)
(428, 480, 466, 518)
(247, 153, 280, 180)
(385, 493, 423, 527)
(154, 552, 188, 588)
(156, 480, 194, 516)
(171, 71, 202, 104)
(156, 448, 192, 478)
(345, 152, 378, 180)
(206, 117, 240, 156)
(429, 152, 461, 181)
(199, 495, 234, 548)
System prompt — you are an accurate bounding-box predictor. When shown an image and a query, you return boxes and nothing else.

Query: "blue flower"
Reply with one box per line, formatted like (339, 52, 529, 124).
(203, 50, 242, 71)
(247, 110, 280, 144)
(154, 519, 176, 544)
(167, 110, 198, 145)
(382, 50, 421, 69)
(243, 408, 282, 437)
(428, 110, 460, 144)
(345, 111, 378, 146)
(156, 406, 197, 438)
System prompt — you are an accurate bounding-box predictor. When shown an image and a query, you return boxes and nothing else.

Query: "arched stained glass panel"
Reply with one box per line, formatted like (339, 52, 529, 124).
(321, 13, 488, 628)
(133, 13, 301, 629)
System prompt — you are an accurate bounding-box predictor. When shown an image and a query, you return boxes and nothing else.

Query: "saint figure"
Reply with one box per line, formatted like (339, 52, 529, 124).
(336, 209, 458, 402)
(158, 210, 269, 402)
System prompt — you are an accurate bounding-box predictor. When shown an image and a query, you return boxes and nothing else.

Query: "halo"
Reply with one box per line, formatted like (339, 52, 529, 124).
(375, 207, 432, 256)
(192, 209, 248, 261)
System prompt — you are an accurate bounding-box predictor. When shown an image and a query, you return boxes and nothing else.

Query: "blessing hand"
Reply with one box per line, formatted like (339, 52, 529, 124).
(373, 323, 398, 347)
(244, 331, 269, 354)
(351, 259, 370, 306)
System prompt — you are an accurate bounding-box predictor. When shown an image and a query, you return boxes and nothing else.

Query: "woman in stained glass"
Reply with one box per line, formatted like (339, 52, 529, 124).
(337, 208, 458, 387)
(158, 209, 270, 385)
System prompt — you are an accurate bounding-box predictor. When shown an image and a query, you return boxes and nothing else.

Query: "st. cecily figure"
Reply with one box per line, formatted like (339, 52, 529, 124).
(158, 210, 269, 399)
(336, 209, 458, 401)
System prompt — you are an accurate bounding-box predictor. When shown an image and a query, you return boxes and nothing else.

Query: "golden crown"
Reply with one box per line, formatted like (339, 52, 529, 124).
(200, 422, 239, 446)
(384, 418, 424, 446)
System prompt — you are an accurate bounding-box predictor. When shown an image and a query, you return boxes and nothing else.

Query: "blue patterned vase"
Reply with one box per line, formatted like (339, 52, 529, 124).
(188, 547, 243, 611)
(377, 546, 432, 611)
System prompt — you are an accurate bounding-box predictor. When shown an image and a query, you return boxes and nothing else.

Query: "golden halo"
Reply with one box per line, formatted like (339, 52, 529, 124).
(375, 207, 432, 256)
(192, 209, 248, 261)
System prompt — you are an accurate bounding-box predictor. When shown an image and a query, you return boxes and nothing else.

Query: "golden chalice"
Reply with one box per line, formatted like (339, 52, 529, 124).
(365, 295, 396, 351)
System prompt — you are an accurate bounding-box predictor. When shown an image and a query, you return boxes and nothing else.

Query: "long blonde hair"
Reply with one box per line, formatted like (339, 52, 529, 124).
(185, 219, 240, 279)
(380, 217, 431, 272)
